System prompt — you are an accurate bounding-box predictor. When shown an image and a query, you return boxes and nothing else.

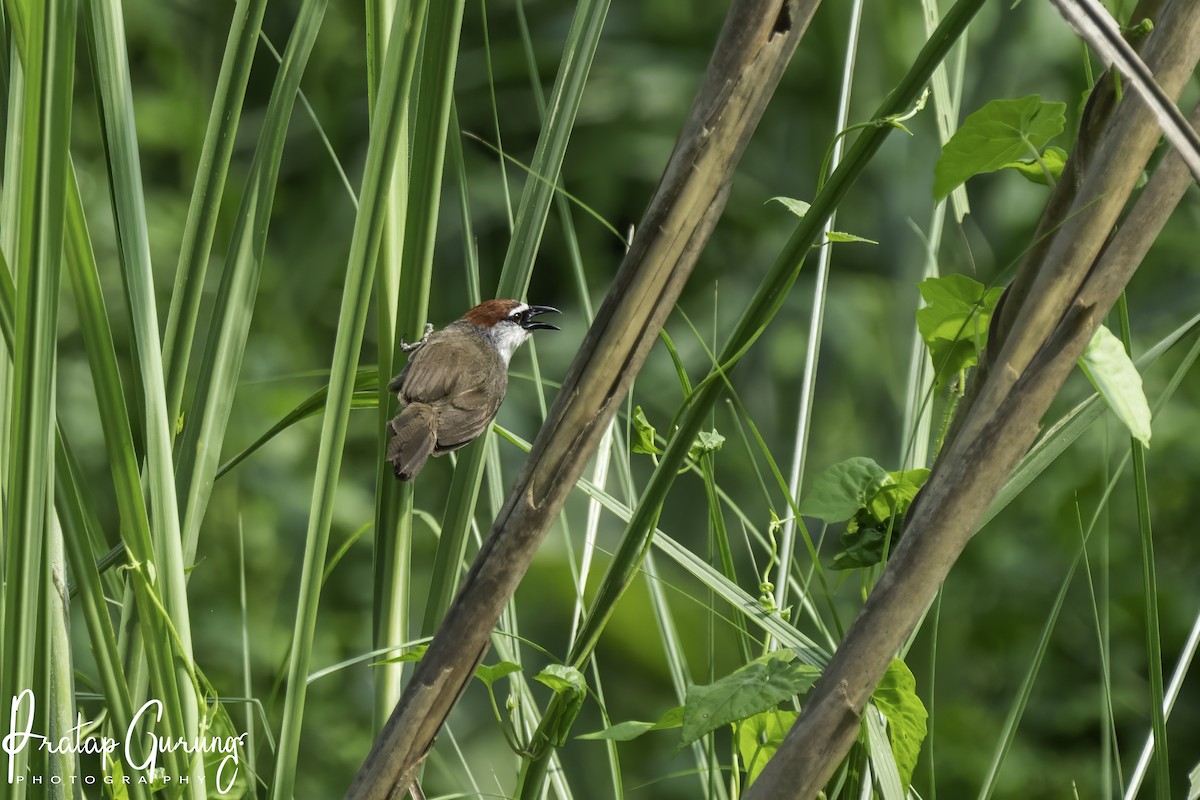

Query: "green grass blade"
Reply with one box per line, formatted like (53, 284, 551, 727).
(376, 0, 467, 724)
(2, 204, 162, 800)
(161, 0, 269, 427)
(174, 0, 329, 563)
(270, 2, 427, 796)
(60, 163, 191, 778)
(496, 0, 609, 298)
(1118, 295, 1169, 799)
(975, 507, 1100, 799)
(366, 0, 410, 734)
(0, 0, 75, 793)
(215, 369, 378, 479)
(778, 0, 864, 624)
(1127, 610, 1200, 798)
(83, 1, 207, 784)
(430, 0, 612, 654)
(54, 436, 152, 800)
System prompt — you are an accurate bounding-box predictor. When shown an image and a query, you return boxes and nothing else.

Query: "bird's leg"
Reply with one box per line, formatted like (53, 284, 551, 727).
(399, 322, 434, 353)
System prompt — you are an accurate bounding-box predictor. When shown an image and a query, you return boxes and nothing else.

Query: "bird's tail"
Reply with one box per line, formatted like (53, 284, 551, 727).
(387, 404, 437, 481)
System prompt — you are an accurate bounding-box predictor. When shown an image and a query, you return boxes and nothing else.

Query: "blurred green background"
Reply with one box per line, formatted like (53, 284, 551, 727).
(57, 0, 1200, 796)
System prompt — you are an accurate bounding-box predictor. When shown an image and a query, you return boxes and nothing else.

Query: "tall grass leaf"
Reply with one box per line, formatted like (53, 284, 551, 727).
(174, 0, 329, 565)
(366, 0, 412, 732)
(54, 437, 153, 800)
(270, 2, 428, 797)
(376, 0, 467, 723)
(84, 1, 208, 784)
(0, 0, 75, 794)
(162, 0, 269, 426)
(61, 163, 193, 780)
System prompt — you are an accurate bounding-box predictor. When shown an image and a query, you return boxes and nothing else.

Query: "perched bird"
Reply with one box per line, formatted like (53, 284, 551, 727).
(386, 299, 560, 480)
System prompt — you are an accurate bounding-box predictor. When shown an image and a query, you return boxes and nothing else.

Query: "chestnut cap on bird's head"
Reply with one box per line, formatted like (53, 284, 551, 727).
(462, 299, 560, 364)
(462, 298, 560, 330)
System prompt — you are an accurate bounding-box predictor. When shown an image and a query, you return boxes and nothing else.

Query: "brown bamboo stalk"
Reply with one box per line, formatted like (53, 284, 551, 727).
(343, 1, 820, 797)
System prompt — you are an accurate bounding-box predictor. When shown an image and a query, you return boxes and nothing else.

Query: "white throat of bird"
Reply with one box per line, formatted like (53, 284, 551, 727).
(484, 305, 532, 365)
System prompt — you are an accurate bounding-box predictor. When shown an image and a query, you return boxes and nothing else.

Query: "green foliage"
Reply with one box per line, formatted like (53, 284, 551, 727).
(577, 652, 818, 760)
(633, 404, 725, 461)
(800, 458, 929, 570)
(476, 661, 523, 687)
(824, 230, 879, 244)
(768, 196, 811, 217)
(688, 428, 726, 460)
(769, 195, 878, 245)
(631, 405, 663, 455)
(916, 274, 1005, 388)
(203, 702, 251, 798)
(393, 642, 427, 662)
(873, 659, 928, 791)
(1079, 324, 1152, 447)
(1000, 145, 1069, 185)
(578, 706, 683, 741)
(934, 95, 1066, 199)
(680, 651, 819, 748)
(533, 665, 587, 746)
(737, 709, 798, 787)
(799, 457, 891, 522)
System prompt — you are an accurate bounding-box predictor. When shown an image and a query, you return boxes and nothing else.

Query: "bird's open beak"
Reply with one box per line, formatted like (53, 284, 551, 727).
(520, 305, 561, 331)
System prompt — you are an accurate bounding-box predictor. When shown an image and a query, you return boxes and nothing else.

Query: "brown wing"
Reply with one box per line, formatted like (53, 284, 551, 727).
(390, 328, 509, 453)
(391, 331, 462, 405)
(433, 382, 505, 453)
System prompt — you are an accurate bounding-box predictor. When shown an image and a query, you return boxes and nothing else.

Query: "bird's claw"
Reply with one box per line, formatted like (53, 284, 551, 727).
(400, 322, 434, 353)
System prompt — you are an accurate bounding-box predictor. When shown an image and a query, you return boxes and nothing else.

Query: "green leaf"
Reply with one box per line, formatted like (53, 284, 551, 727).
(1187, 760, 1200, 800)
(534, 665, 588, 746)
(736, 709, 798, 787)
(867, 467, 929, 522)
(1079, 324, 1152, 448)
(680, 651, 819, 747)
(916, 274, 1004, 388)
(1000, 145, 1068, 186)
(799, 457, 890, 522)
(768, 196, 811, 217)
(934, 95, 1066, 200)
(825, 230, 878, 245)
(535, 663, 588, 694)
(688, 428, 725, 460)
(476, 661, 522, 687)
(393, 644, 428, 664)
(831, 525, 889, 570)
(654, 705, 685, 729)
(577, 707, 682, 741)
(873, 659, 928, 791)
(631, 405, 663, 455)
(578, 720, 658, 741)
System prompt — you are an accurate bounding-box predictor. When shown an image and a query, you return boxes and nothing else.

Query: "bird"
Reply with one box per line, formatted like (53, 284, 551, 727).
(385, 299, 561, 481)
